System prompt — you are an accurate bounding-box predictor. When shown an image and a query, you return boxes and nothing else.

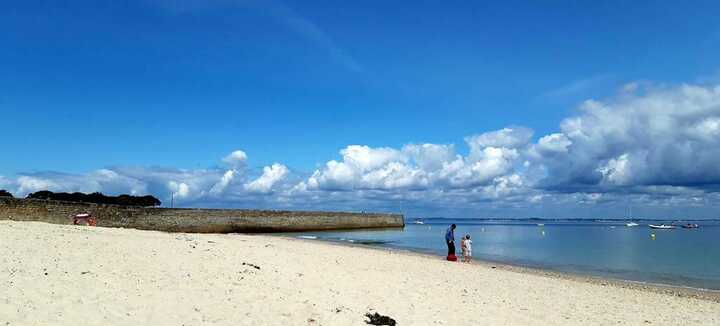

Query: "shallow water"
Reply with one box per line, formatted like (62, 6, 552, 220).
(279, 218, 720, 290)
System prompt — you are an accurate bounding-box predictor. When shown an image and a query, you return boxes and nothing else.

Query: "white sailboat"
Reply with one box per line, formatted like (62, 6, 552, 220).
(625, 204, 638, 227)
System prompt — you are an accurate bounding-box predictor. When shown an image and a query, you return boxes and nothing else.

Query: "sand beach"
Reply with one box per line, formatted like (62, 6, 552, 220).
(1, 220, 718, 325)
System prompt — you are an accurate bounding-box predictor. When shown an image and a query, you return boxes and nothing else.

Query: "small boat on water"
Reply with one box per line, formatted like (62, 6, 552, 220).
(624, 204, 638, 227)
(412, 219, 424, 225)
(681, 223, 699, 229)
(649, 224, 676, 229)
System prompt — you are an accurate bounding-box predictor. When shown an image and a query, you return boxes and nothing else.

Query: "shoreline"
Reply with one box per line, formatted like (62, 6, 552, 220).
(277, 234, 720, 302)
(3, 220, 719, 325)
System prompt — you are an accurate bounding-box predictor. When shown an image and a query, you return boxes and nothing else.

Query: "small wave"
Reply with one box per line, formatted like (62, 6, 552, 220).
(297, 235, 317, 239)
(350, 239, 393, 245)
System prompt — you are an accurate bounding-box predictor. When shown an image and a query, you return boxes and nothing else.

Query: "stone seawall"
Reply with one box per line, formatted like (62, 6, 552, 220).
(0, 198, 404, 233)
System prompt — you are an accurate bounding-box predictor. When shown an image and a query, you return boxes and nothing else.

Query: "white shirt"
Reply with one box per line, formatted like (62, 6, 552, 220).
(463, 239, 472, 253)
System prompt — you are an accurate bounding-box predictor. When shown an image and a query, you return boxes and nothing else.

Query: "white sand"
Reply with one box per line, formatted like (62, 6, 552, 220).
(1, 220, 718, 325)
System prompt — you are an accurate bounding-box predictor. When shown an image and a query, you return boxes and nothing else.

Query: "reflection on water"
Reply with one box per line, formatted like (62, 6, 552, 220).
(278, 219, 720, 290)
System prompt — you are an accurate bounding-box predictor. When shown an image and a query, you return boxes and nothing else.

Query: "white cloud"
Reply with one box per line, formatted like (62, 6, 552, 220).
(596, 153, 633, 185)
(0, 176, 11, 190)
(298, 82, 720, 215)
(244, 163, 289, 193)
(169, 181, 191, 198)
(3, 83, 720, 217)
(532, 133, 572, 155)
(435, 147, 520, 188)
(307, 145, 408, 191)
(688, 117, 720, 141)
(341, 145, 405, 171)
(465, 127, 533, 152)
(541, 83, 720, 190)
(222, 150, 248, 167)
(308, 131, 525, 191)
(308, 161, 357, 190)
(402, 143, 455, 171)
(360, 162, 428, 190)
(16, 176, 62, 194)
(209, 170, 236, 195)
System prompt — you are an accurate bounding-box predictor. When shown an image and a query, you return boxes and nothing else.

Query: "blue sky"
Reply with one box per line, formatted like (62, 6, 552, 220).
(2, 1, 720, 218)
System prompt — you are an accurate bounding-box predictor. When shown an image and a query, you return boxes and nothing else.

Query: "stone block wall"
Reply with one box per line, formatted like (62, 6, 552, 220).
(0, 197, 404, 233)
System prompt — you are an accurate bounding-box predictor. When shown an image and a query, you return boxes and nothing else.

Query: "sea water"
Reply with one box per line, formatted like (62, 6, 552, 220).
(280, 218, 720, 290)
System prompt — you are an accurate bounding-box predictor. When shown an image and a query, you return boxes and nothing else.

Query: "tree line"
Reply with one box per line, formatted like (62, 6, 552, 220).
(0, 190, 161, 207)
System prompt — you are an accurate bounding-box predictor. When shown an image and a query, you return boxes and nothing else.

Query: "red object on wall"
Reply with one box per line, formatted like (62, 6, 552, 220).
(73, 213, 96, 226)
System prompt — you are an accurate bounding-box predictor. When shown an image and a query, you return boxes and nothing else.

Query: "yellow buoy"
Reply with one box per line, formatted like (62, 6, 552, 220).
(651, 233, 656, 240)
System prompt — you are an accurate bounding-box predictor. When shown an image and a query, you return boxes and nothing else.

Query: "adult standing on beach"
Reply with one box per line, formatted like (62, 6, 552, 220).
(445, 224, 456, 259)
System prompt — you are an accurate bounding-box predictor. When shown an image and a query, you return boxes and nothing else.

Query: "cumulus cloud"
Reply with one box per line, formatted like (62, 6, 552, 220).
(222, 150, 248, 168)
(169, 181, 191, 198)
(2, 82, 719, 217)
(296, 82, 720, 215)
(15, 176, 63, 194)
(539, 83, 720, 191)
(402, 143, 455, 171)
(529, 133, 572, 157)
(209, 170, 236, 195)
(0, 176, 12, 190)
(465, 127, 533, 151)
(1, 150, 266, 206)
(245, 163, 289, 193)
(8, 170, 147, 196)
(307, 129, 528, 192)
(341, 146, 406, 171)
(360, 162, 428, 190)
(306, 145, 411, 191)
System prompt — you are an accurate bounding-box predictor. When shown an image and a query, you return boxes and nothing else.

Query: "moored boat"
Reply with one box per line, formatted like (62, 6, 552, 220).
(626, 222, 639, 227)
(681, 223, 699, 229)
(649, 224, 676, 229)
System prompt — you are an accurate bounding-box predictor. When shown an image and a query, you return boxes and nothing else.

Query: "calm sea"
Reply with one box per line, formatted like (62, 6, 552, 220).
(279, 218, 720, 290)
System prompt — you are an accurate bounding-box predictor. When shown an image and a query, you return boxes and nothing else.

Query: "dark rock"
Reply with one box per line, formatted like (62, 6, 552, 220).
(242, 262, 261, 270)
(365, 312, 397, 326)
